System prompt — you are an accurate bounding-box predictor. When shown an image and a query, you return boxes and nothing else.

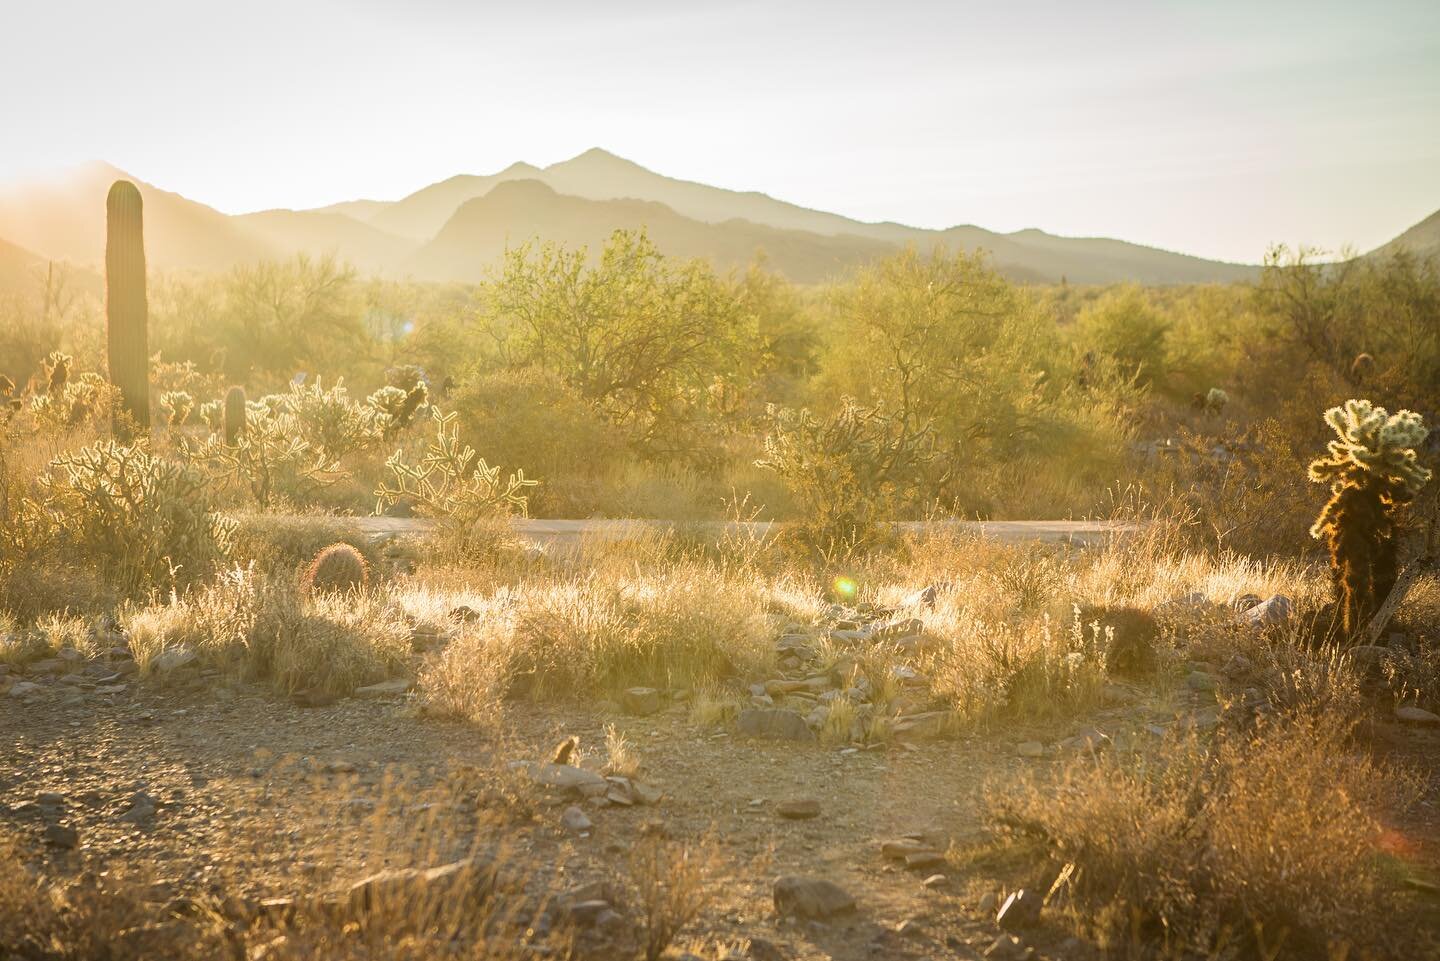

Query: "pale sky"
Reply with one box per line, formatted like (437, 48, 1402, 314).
(1, 0, 1437, 262)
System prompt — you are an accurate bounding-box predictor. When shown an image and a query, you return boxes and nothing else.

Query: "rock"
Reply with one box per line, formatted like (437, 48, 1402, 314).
(904, 850, 946, 869)
(977, 891, 998, 914)
(909, 586, 938, 609)
(354, 679, 413, 699)
(996, 889, 1042, 930)
(1220, 655, 1254, 679)
(1016, 741, 1044, 758)
(880, 837, 937, 860)
(7, 681, 41, 698)
(1186, 671, 1219, 692)
(525, 763, 611, 797)
(631, 782, 662, 805)
(921, 874, 949, 889)
(736, 708, 816, 742)
(565, 899, 612, 925)
(621, 687, 662, 716)
(1395, 706, 1440, 726)
(560, 805, 593, 834)
(323, 760, 357, 774)
(116, 792, 158, 824)
(892, 711, 953, 741)
(448, 605, 482, 623)
(745, 936, 785, 961)
(151, 648, 198, 675)
(984, 934, 1031, 960)
(776, 799, 821, 820)
(44, 824, 78, 849)
(1237, 594, 1292, 628)
(30, 658, 65, 675)
(346, 856, 495, 918)
(891, 634, 941, 657)
(772, 876, 856, 919)
(895, 918, 923, 936)
(1231, 593, 1263, 613)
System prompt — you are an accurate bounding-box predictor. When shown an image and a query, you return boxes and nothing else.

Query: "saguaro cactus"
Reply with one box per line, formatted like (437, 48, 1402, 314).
(223, 385, 247, 444)
(106, 181, 150, 432)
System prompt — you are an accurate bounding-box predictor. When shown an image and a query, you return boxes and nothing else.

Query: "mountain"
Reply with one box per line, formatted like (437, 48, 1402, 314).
(0, 162, 277, 272)
(412, 180, 898, 284)
(1368, 208, 1440, 260)
(0, 235, 45, 293)
(358, 148, 1258, 284)
(234, 208, 412, 272)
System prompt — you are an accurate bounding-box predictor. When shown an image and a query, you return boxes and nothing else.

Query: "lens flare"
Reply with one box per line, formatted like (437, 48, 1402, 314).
(832, 575, 858, 599)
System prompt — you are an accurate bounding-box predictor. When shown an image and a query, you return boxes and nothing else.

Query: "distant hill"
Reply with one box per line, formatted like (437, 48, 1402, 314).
(15, 150, 1436, 286)
(0, 162, 276, 272)
(0, 235, 43, 293)
(1368, 208, 1440, 260)
(412, 180, 899, 284)
(234, 208, 412, 273)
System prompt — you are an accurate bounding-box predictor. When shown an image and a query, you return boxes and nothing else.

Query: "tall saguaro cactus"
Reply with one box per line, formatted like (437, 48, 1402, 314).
(106, 180, 150, 432)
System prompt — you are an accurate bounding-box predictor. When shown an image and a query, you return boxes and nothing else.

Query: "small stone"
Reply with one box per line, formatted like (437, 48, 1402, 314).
(895, 918, 923, 936)
(526, 763, 610, 797)
(1016, 741, 1044, 758)
(772, 876, 855, 919)
(996, 889, 1042, 930)
(776, 799, 821, 820)
(560, 805, 592, 835)
(324, 760, 357, 774)
(354, 679, 412, 699)
(904, 850, 946, 869)
(1395, 705, 1440, 726)
(117, 793, 158, 824)
(921, 874, 948, 889)
(622, 687, 662, 716)
(984, 934, 1030, 960)
(44, 824, 78, 849)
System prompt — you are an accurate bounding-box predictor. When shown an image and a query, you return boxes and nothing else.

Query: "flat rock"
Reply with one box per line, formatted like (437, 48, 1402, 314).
(525, 763, 610, 797)
(1395, 706, 1440, 726)
(354, 679, 413, 699)
(776, 799, 821, 820)
(736, 708, 816, 742)
(1016, 741, 1045, 758)
(1237, 594, 1292, 628)
(772, 876, 855, 919)
(7, 682, 41, 699)
(921, 874, 949, 889)
(151, 648, 198, 675)
(44, 824, 78, 849)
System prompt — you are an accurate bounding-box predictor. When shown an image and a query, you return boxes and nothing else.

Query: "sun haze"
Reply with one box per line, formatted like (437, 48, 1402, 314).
(1, 0, 1437, 262)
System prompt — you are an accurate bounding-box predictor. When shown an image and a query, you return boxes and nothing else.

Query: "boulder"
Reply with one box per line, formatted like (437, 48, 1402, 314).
(772, 876, 855, 919)
(736, 709, 816, 742)
(1237, 594, 1292, 628)
(1395, 705, 1440, 726)
(621, 687, 662, 716)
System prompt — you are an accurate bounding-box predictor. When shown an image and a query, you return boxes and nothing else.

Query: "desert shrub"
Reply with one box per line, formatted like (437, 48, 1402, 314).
(421, 564, 773, 716)
(1071, 284, 1171, 386)
(987, 720, 1423, 958)
(629, 837, 719, 961)
(124, 571, 410, 695)
(283, 377, 384, 461)
(302, 542, 371, 595)
(452, 366, 628, 514)
(190, 392, 345, 509)
(756, 398, 935, 563)
(375, 408, 536, 526)
(20, 439, 235, 594)
(230, 513, 382, 571)
(366, 381, 429, 439)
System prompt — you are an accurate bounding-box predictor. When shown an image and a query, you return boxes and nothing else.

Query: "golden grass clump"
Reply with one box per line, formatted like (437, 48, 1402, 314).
(986, 719, 1423, 958)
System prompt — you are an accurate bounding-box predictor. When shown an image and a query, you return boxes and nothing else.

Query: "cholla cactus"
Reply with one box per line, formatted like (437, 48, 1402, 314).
(366, 382, 428, 438)
(160, 390, 194, 426)
(43, 352, 72, 395)
(1204, 387, 1229, 413)
(1309, 399, 1432, 638)
(375, 408, 535, 523)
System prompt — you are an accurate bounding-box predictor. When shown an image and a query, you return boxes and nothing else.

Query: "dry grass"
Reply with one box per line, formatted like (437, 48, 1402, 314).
(986, 718, 1425, 959)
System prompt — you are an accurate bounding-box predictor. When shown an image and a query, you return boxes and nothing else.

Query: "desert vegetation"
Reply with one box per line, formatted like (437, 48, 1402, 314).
(1, 182, 1438, 960)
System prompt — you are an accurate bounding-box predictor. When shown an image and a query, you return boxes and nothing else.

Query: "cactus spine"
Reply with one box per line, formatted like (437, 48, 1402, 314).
(105, 181, 150, 432)
(223, 385, 247, 444)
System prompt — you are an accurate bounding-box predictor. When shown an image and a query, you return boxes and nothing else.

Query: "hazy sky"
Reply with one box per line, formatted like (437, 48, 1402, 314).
(2, 0, 1437, 262)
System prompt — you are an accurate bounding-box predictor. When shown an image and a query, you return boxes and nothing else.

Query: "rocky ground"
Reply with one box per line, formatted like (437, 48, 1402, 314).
(3, 605, 1439, 960)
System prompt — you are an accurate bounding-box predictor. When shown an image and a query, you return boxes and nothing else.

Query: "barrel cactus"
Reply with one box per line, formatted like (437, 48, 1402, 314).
(223, 385, 247, 444)
(1309, 399, 1432, 639)
(301, 542, 370, 595)
(105, 181, 150, 432)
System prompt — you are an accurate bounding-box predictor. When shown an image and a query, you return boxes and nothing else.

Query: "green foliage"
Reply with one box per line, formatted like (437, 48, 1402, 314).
(105, 180, 151, 432)
(365, 382, 428, 439)
(1072, 284, 1171, 385)
(22, 439, 234, 593)
(375, 408, 536, 524)
(1308, 399, 1431, 637)
(489, 229, 761, 460)
(301, 542, 370, 595)
(756, 398, 936, 561)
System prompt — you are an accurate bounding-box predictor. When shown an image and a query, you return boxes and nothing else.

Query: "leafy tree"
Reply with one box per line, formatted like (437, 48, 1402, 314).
(1072, 284, 1171, 386)
(487, 230, 761, 460)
